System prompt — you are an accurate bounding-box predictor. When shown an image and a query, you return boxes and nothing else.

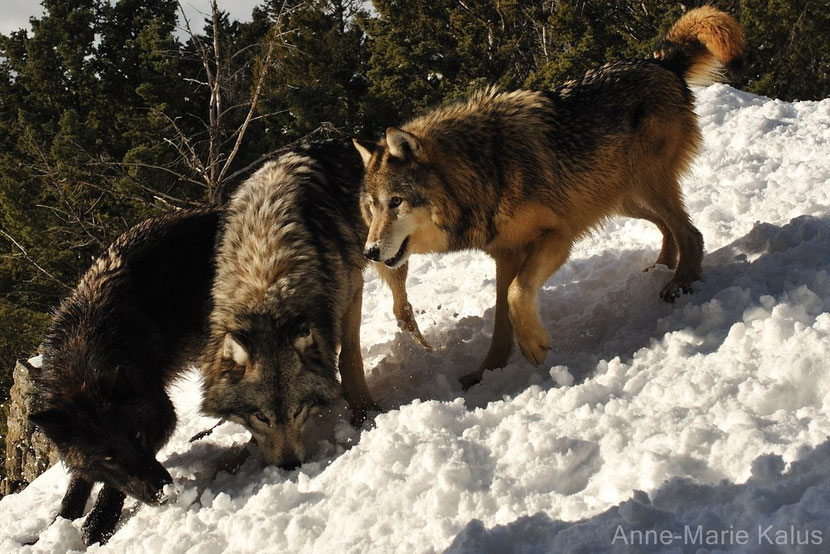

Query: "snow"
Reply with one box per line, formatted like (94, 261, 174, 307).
(2, 84, 830, 552)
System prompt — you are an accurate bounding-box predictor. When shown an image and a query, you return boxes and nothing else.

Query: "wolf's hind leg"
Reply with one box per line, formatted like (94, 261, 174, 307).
(646, 189, 703, 301)
(340, 280, 379, 426)
(508, 230, 573, 366)
(81, 485, 125, 546)
(58, 475, 94, 520)
(621, 203, 678, 270)
(376, 262, 431, 349)
(461, 252, 523, 389)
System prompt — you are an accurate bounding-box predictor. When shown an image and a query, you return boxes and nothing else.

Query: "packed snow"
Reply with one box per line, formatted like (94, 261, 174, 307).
(2, 84, 830, 552)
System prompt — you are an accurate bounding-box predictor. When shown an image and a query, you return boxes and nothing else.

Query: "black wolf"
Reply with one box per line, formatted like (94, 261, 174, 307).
(29, 207, 221, 544)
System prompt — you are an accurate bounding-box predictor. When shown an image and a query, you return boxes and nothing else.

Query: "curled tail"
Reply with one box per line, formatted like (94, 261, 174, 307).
(655, 6, 745, 86)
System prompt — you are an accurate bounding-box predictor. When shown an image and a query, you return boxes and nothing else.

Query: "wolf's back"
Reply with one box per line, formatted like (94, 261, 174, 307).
(655, 6, 745, 86)
(40, 207, 222, 397)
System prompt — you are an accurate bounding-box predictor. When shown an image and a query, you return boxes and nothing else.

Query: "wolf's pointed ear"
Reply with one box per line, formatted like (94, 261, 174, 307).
(292, 324, 314, 353)
(111, 365, 134, 400)
(386, 127, 421, 160)
(352, 138, 376, 167)
(222, 333, 249, 367)
(30, 408, 70, 437)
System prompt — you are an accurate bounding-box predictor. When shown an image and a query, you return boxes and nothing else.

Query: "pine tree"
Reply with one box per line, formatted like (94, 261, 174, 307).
(738, 0, 830, 100)
(259, 0, 371, 140)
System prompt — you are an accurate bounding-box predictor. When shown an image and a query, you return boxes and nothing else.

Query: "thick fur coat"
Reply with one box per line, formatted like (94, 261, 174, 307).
(201, 137, 424, 468)
(31, 207, 221, 544)
(354, 7, 745, 386)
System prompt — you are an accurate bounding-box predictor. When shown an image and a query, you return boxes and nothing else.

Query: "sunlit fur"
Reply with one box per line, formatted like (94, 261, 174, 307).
(356, 7, 745, 387)
(201, 137, 427, 469)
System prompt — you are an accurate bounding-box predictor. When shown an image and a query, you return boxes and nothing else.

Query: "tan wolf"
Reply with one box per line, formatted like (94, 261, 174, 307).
(353, 6, 745, 388)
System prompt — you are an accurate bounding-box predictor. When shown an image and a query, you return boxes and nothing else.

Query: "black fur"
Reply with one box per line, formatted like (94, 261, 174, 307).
(30, 207, 221, 545)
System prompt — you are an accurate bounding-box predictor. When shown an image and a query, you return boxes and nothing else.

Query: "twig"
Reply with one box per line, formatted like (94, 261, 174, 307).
(0, 228, 70, 290)
(216, 2, 288, 187)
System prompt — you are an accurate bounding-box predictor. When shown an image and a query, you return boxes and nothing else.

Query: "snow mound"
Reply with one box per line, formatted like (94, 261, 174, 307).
(2, 84, 830, 552)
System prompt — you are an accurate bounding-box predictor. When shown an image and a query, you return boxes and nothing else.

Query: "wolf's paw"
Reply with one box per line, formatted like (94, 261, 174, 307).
(516, 325, 550, 367)
(660, 277, 694, 302)
(459, 371, 483, 390)
(397, 302, 432, 350)
(81, 486, 124, 546)
(350, 403, 382, 428)
(81, 516, 116, 546)
(402, 320, 432, 350)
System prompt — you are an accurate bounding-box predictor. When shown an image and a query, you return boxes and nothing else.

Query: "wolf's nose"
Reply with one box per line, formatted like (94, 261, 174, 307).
(150, 469, 173, 495)
(363, 245, 380, 261)
(278, 459, 301, 471)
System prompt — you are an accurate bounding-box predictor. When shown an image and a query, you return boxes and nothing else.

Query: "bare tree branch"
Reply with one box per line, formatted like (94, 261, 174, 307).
(0, 228, 70, 290)
(217, 2, 290, 187)
(153, 108, 210, 184)
(169, 0, 295, 203)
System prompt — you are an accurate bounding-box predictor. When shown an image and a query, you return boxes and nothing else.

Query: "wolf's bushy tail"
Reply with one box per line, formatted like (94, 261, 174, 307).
(655, 6, 745, 86)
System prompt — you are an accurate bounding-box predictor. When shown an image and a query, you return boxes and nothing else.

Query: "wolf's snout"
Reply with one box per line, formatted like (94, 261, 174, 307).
(363, 244, 380, 261)
(142, 466, 173, 503)
(156, 470, 173, 489)
(278, 458, 302, 471)
(144, 483, 164, 503)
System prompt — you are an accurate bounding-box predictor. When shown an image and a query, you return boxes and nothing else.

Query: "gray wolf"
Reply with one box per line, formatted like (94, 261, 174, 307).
(200, 136, 425, 470)
(29, 207, 221, 544)
(353, 7, 744, 387)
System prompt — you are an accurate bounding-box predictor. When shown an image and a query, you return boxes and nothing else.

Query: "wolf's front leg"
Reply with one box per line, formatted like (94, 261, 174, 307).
(339, 284, 380, 426)
(460, 252, 523, 389)
(81, 485, 125, 546)
(376, 262, 431, 349)
(508, 230, 573, 366)
(58, 475, 94, 520)
(25, 475, 95, 546)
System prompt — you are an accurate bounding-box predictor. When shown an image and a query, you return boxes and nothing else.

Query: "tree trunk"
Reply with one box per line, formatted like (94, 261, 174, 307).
(0, 357, 59, 496)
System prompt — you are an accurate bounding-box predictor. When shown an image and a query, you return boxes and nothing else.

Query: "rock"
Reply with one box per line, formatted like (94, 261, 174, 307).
(1, 357, 59, 496)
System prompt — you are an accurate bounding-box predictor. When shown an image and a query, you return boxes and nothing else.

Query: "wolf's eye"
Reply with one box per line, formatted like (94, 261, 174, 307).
(254, 412, 269, 425)
(389, 196, 402, 208)
(294, 403, 323, 424)
(101, 455, 117, 469)
(293, 405, 307, 422)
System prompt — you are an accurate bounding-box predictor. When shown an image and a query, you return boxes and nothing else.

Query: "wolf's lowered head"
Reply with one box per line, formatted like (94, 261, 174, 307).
(201, 317, 343, 470)
(30, 358, 174, 505)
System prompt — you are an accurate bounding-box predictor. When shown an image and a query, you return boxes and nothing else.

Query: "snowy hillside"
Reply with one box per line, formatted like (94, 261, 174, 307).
(2, 84, 830, 552)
